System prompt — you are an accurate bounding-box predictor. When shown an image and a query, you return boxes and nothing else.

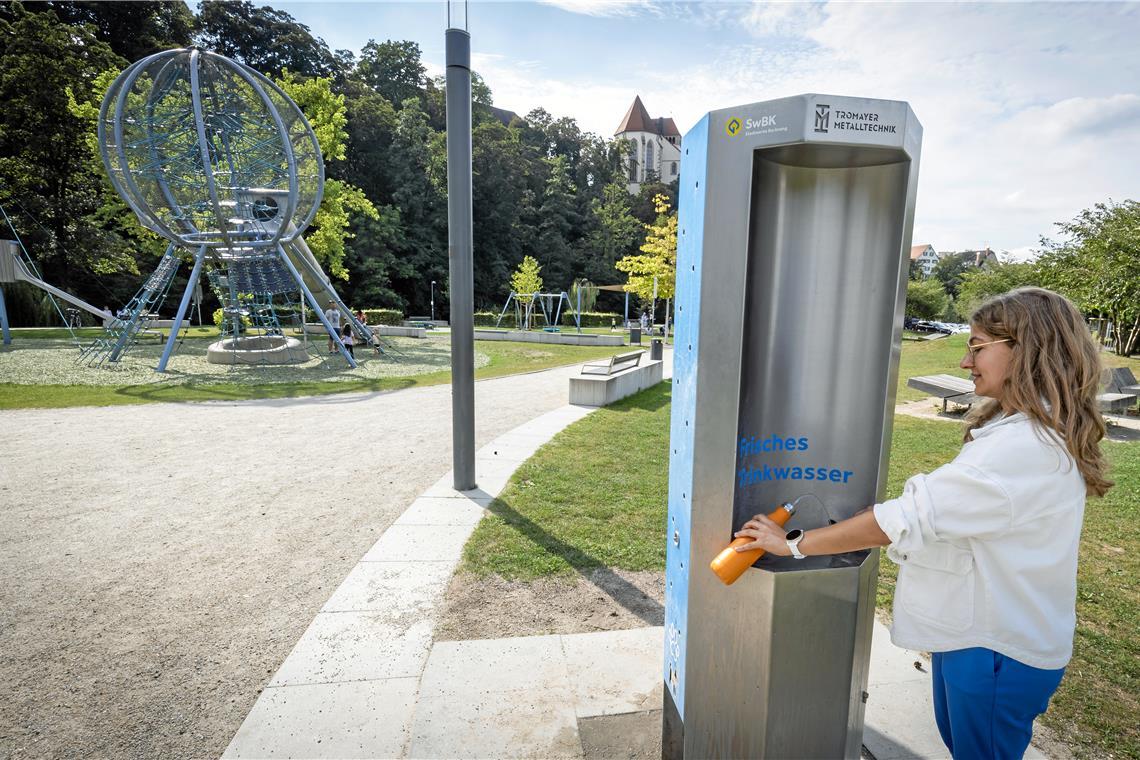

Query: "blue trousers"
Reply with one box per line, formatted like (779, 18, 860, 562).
(932, 648, 1065, 760)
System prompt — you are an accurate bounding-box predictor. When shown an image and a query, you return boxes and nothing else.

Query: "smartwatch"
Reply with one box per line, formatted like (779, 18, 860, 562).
(785, 528, 806, 559)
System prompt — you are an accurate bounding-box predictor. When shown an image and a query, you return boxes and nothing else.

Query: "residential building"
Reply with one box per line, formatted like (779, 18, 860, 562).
(615, 96, 682, 193)
(910, 243, 939, 277)
(961, 247, 998, 268)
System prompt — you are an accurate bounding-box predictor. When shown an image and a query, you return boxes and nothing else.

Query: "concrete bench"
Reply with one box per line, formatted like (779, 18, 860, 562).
(1098, 393, 1136, 414)
(907, 374, 978, 413)
(474, 329, 624, 346)
(569, 358, 662, 407)
(581, 350, 644, 376)
(373, 325, 426, 338)
(1099, 367, 1139, 413)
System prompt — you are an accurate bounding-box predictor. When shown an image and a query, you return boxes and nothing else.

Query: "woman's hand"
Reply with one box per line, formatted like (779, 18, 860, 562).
(734, 513, 791, 556)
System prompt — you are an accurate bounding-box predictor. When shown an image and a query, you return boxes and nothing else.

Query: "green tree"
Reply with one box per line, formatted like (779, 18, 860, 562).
(584, 182, 641, 285)
(0, 4, 126, 297)
(569, 279, 598, 315)
(13, 1, 195, 62)
(357, 39, 426, 107)
(931, 252, 974, 298)
(956, 261, 1041, 316)
(276, 73, 377, 279)
(341, 206, 409, 309)
(510, 255, 544, 329)
(1037, 200, 1140, 355)
(905, 278, 950, 320)
(197, 1, 339, 79)
(386, 98, 446, 315)
(617, 194, 676, 302)
(534, 155, 581, 289)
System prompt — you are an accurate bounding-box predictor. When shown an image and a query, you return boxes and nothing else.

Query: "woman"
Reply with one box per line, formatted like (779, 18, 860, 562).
(735, 287, 1111, 760)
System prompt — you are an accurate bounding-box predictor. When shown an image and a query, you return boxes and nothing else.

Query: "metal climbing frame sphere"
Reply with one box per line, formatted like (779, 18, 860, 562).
(97, 47, 324, 254)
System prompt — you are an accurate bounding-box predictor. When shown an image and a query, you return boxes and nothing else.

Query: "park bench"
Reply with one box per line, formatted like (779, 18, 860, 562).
(1099, 367, 1139, 413)
(570, 350, 661, 407)
(907, 374, 977, 413)
(580, 350, 644, 376)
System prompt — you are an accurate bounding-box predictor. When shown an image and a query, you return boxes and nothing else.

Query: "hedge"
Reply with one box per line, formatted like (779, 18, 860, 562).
(472, 310, 622, 329)
(361, 308, 403, 326)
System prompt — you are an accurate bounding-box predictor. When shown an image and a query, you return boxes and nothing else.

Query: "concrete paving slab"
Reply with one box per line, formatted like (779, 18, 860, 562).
(360, 523, 477, 562)
(472, 456, 526, 481)
(321, 560, 454, 614)
(864, 679, 952, 760)
(476, 449, 533, 465)
(223, 677, 418, 759)
(578, 710, 662, 760)
(407, 687, 583, 759)
(393, 496, 489, 527)
(419, 636, 572, 696)
(268, 613, 433, 686)
(419, 477, 499, 500)
(561, 628, 663, 718)
(868, 619, 929, 686)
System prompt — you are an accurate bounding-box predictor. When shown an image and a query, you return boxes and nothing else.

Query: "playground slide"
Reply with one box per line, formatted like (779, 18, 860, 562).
(9, 253, 111, 321)
(282, 237, 374, 343)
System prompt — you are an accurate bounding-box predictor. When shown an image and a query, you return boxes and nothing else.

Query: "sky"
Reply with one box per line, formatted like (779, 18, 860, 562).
(277, 0, 1140, 259)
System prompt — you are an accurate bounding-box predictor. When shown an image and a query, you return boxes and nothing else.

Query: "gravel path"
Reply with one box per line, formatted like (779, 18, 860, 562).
(0, 364, 582, 759)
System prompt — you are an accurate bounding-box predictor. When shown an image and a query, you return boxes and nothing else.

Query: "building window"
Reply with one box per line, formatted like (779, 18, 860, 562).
(628, 139, 638, 181)
(645, 141, 654, 174)
(670, 162, 677, 176)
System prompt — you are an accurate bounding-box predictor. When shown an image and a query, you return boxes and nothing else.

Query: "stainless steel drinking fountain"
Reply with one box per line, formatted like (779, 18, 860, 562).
(664, 94, 922, 759)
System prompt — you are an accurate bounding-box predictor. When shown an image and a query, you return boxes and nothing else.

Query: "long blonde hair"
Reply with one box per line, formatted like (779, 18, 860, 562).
(965, 287, 1112, 497)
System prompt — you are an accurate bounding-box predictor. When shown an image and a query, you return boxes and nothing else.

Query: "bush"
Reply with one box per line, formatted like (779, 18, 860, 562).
(475, 310, 515, 328)
(472, 310, 623, 329)
(560, 311, 622, 328)
(906, 279, 950, 320)
(361, 308, 402, 325)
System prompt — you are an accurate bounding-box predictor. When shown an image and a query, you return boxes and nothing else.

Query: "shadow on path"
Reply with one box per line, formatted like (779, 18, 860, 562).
(486, 496, 664, 626)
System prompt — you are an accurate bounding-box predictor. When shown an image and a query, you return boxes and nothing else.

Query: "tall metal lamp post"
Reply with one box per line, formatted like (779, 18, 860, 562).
(445, 2, 475, 490)
(431, 280, 436, 322)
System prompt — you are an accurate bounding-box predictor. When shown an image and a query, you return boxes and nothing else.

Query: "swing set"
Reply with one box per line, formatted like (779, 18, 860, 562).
(495, 291, 582, 332)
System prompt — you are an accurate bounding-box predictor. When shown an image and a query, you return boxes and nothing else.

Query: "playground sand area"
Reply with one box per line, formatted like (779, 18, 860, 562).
(0, 364, 578, 759)
(0, 335, 486, 386)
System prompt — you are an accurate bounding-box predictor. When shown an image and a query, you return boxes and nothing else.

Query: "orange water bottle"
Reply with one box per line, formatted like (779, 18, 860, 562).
(709, 502, 796, 585)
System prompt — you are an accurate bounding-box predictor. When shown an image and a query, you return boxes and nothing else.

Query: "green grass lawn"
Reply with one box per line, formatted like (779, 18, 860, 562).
(0, 337, 623, 409)
(894, 333, 1140, 403)
(460, 383, 1138, 757)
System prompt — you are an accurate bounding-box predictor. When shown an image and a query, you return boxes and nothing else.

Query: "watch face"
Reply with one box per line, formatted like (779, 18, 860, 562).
(785, 529, 803, 542)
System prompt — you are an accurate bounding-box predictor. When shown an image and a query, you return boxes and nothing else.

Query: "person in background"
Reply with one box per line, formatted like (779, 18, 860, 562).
(324, 300, 341, 353)
(340, 321, 354, 359)
(733, 288, 1111, 760)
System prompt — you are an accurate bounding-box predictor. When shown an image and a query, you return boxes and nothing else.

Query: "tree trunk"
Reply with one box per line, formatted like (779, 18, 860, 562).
(1125, 315, 1140, 356)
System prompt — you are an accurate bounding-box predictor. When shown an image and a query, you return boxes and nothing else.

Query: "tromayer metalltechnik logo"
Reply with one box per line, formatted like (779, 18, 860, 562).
(725, 116, 743, 137)
(814, 104, 830, 133)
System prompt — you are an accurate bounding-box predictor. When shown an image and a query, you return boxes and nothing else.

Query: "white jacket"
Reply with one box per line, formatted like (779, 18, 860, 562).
(873, 412, 1086, 669)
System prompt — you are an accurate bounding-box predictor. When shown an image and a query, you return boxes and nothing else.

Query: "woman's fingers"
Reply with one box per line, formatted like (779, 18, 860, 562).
(734, 515, 787, 554)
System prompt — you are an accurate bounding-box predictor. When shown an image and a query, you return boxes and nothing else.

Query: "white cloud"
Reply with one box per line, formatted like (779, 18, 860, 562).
(740, 1, 825, 38)
(536, 0, 653, 18)
(474, 1, 1138, 252)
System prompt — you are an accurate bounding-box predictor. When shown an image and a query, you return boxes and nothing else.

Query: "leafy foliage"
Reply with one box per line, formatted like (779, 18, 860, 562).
(956, 262, 1041, 316)
(1, 3, 651, 325)
(616, 194, 676, 301)
(1037, 200, 1140, 355)
(905, 278, 950, 319)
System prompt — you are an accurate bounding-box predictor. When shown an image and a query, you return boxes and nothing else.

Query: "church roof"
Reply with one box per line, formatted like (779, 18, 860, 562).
(615, 96, 681, 137)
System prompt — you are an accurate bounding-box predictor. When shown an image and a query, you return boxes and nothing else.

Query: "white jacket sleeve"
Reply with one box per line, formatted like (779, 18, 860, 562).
(873, 461, 1013, 555)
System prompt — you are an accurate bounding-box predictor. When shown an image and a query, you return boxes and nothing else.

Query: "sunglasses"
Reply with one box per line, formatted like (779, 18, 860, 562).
(965, 338, 1013, 357)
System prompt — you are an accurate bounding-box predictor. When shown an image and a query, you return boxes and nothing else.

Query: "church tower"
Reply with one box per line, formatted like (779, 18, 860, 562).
(615, 95, 682, 193)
